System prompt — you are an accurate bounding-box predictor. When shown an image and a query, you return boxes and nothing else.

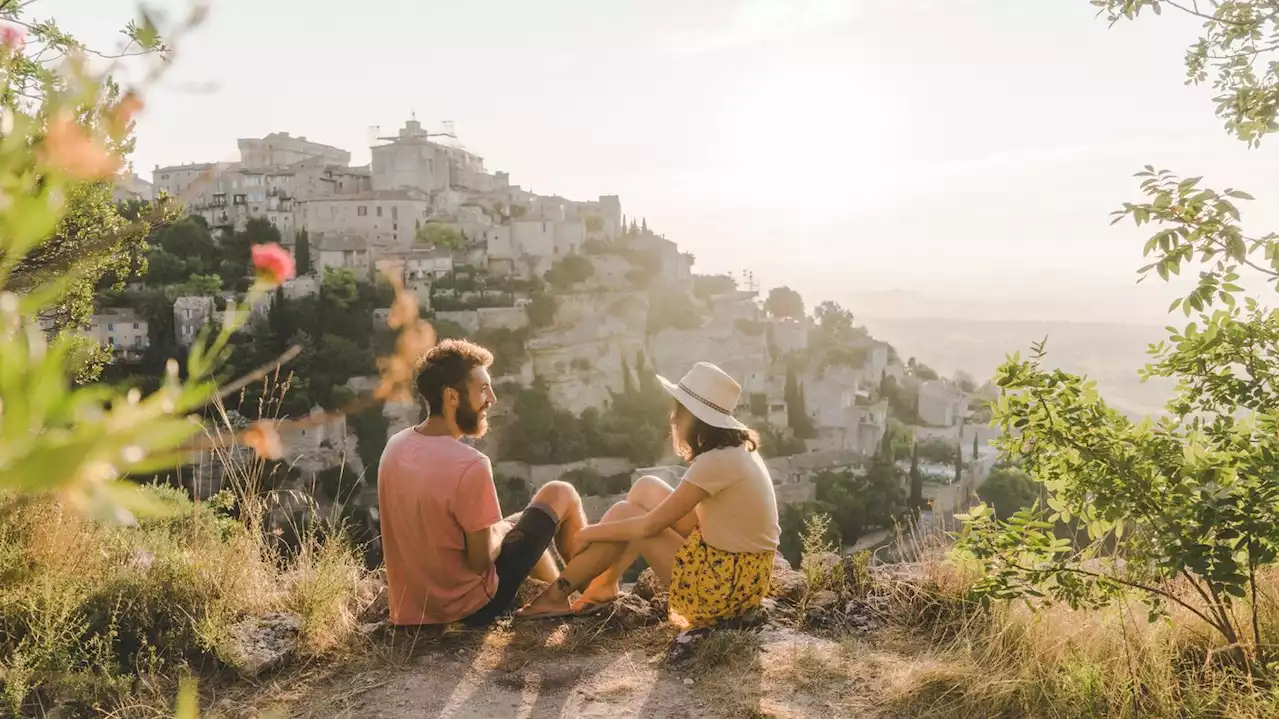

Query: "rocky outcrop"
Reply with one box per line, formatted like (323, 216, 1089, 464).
(222, 612, 302, 677)
(768, 553, 806, 602)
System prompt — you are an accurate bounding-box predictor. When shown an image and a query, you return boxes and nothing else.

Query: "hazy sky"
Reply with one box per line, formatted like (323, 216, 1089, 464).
(51, 0, 1279, 323)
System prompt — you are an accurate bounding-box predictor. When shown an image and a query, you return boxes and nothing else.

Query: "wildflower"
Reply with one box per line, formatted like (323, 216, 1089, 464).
(107, 91, 144, 138)
(250, 243, 296, 286)
(242, 422, 283, 460)
(38, 111, 122, 180)
(0, 25, 24, 54)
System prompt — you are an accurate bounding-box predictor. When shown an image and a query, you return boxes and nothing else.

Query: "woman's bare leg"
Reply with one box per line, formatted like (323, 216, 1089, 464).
(518, 501, 684, 616)
(627, 475, 698, 537)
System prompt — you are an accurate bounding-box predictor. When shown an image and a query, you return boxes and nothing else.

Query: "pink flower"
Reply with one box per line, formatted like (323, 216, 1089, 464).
(251, 243, 296, 286)
(0, 25, 24, 54)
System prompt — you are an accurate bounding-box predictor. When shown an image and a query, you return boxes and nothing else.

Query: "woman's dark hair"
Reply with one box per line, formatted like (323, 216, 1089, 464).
(415, 339, 493, 417)
(672, 402, 760, 462)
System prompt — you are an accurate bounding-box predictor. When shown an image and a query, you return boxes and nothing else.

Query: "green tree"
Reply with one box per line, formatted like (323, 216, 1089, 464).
(917, 436, 960, 465)
(545, 254, 594, 290)
(977, 467, 1041, 520)
(177, 273, 222, 296)
(957, 1, 1278, 673)
(691, 273, 736, 299)
(295, 228, 311, 275)
(764, 285, 805, 319)
(909, 441, 922, 515)
(526, 292, 558, 328)
(320, 267, 358, 311)
(416, 222, 465, 249)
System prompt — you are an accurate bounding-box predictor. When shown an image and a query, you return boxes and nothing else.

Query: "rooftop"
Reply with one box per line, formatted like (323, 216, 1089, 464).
(295, 189, 428, 203)
(173, 296, 215, 310)
(92, 309, 145, 323)
(314, 236, 371, 252)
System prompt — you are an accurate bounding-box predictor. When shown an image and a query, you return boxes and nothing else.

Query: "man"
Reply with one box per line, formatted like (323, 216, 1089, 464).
(377, 339, 586, 626)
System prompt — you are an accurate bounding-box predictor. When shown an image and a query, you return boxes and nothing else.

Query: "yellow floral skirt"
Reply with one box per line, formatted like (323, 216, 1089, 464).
(668, 526, 774, 629)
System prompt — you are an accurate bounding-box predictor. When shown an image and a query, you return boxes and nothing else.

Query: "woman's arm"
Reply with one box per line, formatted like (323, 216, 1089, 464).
(577, 480, 708, 545)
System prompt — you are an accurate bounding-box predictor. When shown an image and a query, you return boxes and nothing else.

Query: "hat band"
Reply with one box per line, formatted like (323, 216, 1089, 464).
(678, 382, 733, 416)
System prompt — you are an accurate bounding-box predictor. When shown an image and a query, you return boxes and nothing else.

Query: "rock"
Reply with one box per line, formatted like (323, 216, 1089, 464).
(601, 591, 660, 629)
(801, 551, 842, 576)
(633, 567, 665, 600)
(683, 678, 694, 686)
(223, 612, 302, 678)
(768, 553, 807, 602)
(358, 621, 385, 636)
(516, 577, 550, 608)
(809, 589, 839, 610)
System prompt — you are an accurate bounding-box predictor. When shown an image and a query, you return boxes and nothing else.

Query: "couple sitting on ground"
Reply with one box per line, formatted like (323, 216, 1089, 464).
(377, 339, 781, 630)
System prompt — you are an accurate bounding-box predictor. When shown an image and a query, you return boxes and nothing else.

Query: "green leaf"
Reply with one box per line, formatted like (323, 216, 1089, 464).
(136, 9, 161, 49)
(1225, 190, 1255, 200)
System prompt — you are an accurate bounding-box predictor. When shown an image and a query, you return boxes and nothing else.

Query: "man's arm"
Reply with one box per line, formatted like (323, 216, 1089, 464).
(462, 517, 513, 573)
(454, 458, 505, 573)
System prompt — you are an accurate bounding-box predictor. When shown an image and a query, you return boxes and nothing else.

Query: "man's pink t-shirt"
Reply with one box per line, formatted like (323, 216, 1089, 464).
(377, 428, 503, 625)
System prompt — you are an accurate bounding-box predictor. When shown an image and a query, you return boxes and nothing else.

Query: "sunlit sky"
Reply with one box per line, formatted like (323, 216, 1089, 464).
(51, 0, 1279, 323)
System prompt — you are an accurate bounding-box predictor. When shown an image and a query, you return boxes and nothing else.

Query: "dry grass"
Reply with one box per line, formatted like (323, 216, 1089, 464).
(0, 382, 375, 717)
(872, 543, 1280, 719)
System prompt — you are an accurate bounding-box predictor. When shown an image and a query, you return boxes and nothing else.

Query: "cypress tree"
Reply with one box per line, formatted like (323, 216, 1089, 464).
(909, 441, 922, 516)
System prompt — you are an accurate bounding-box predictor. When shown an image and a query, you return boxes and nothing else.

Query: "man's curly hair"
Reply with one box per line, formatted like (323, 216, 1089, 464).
(414, 339, 493, 417)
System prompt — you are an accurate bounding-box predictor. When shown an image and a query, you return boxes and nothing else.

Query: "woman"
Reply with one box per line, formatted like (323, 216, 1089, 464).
(518, 361, 781, 628)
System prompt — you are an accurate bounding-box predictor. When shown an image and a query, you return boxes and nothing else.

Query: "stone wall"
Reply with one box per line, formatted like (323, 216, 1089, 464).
(434, 306, 530, 334)
(776, 480, 817, 505)
(492, 456, 635, 488)
(763, 449, 863, 484)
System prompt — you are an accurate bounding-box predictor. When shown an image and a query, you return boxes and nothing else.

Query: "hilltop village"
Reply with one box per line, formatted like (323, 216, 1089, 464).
(101, 119, 995, 559)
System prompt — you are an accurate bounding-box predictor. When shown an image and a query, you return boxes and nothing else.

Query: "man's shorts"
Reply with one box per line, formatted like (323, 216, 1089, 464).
(461, 500, 559, 627)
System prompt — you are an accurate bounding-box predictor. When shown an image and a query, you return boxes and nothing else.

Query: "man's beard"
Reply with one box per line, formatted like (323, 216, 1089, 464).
(456, 398, 489, 438)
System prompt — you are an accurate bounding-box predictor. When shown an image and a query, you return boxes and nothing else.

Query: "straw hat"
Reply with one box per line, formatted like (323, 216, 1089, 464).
(656, 362, 748, 431)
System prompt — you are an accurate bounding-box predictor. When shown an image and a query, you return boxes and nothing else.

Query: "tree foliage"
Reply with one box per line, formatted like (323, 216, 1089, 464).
(691, 273, 736, 299)
(1092, 0, 1278, 146)
(764, 285, 805, 320)
(956, 1, 1278, 672)
(977, 466, 1042, 520)
(416, 222, 465, 249)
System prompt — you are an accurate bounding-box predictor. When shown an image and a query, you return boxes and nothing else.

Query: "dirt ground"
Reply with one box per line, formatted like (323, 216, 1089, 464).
(214, 620, 909, 719)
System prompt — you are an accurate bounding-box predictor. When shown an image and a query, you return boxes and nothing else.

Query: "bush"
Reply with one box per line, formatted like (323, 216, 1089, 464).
(544, 254, 594, 290)
(526, 293, 558, 328)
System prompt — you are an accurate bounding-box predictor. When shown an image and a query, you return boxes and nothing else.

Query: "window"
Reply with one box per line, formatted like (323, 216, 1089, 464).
(357, 206, 367, 216)
(376, 206, 383, 217)
(161, 173, 170, 180)
(233, 194, 246, 205)
(393, 223, 398, 232)
(391, 206, 398, 220)
(107, 324, 114, 332)
(133, 323, 139, 330)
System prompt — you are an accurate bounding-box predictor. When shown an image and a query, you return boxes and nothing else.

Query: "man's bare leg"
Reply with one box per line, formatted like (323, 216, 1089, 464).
(522, 480, 584, 583)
